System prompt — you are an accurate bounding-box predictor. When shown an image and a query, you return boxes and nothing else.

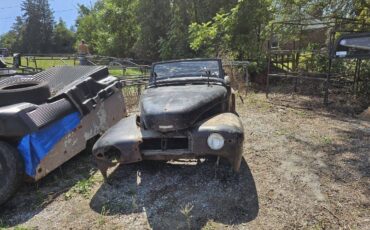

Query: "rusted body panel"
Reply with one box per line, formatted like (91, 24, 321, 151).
(191, 113, 244, 171)
(33, 92, 126, 181)
(140, 85, 228, 132)
(92, 115, 143, 178)
(93, 112, 244, 175)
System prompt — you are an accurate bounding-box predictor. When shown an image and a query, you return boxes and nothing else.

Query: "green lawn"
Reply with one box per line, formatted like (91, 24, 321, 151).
(109, 68, 145, 77)
(4, 57, 76, 69)
(3, 57, 147, 77)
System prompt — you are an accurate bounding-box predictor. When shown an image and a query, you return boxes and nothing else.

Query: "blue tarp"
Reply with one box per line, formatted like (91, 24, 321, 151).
(18, 112, 81, 177)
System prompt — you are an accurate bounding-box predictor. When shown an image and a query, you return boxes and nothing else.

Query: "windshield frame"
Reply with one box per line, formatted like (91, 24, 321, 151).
(150, 59, 224, 84)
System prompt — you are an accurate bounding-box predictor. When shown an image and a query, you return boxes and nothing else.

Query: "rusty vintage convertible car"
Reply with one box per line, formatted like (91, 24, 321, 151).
(93, 59, 244, 178)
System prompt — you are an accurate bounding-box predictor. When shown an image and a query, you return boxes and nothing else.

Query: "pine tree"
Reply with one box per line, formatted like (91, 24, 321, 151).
(134, 0, 171, 60)
(21, 0, 54, 53)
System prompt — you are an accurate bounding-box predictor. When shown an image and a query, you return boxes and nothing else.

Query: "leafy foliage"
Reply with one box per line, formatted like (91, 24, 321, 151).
(0, 0, 75, 54)
(189, 0, 272, 60)
(0, 0, 369, 61)
(76, 0, 139, 57)
(53, 19, 76, 53)
(133, 0, 171, 60)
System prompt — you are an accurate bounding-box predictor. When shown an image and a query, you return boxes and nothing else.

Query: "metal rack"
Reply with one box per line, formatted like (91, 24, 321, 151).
(266, 17, 370, 104)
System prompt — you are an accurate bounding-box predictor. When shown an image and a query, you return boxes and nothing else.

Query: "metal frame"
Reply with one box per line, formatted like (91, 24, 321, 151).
(1, 54, 152, 77)
(266, 17, 370, 104)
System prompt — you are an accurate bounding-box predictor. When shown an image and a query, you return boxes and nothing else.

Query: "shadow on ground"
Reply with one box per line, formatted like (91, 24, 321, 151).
(0, 151, 97, 227)
(90, 157, 259, 229)
(265, 82, 369, 115)
(288, 124, 370, 188)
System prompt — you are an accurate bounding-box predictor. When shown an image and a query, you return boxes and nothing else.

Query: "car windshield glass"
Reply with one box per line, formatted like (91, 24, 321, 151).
(153, 60, 220, 79)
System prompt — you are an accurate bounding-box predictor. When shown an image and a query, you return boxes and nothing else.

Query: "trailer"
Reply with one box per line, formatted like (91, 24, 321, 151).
(0, 66, 127, 205)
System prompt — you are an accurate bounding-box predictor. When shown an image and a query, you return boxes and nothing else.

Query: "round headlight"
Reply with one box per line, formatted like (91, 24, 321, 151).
(207, 133, 225, 150)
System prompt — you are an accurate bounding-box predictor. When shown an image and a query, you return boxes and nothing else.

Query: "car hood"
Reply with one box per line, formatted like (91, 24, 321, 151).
(140, 84, 227, 132)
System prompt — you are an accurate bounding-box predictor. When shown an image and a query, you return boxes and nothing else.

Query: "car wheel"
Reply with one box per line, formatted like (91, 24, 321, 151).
(0, 141, 24, 206)
(0, 79, 51, 107)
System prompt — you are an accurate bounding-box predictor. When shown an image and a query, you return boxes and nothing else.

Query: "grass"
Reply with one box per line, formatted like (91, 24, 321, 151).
(13, 227, 33, 230)
(131, 195, 139, 211)
(320, 136, 333, 145)
(3, 56, 146, 77)
(109, 68, 144, 77)
(64, 172, 103, 200)
(64, 178, 94, 200)
(0, 219, 8, 229)
(4, 57, 76, 70)
(202, 221, 222, 230)
(245, 92, 272, 111)
(274, 129, 290, 137)
(294, 109, 308, 117)
(1, 225, 33, 230)
(180, 203, 194, 229)
(97, 204, 108, 227)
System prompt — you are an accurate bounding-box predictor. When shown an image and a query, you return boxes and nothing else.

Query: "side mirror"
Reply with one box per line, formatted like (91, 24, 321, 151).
(224, 75, 231, 85)
(334, 33, 370, 59)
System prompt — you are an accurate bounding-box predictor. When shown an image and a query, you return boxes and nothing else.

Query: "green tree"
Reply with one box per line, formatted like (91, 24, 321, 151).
(0, 32, 17, 51)
(134, 0, 171, 60)
(189, 13, 232, 57)
(159, 0, 194, 59)
(159, 0, 236, 60)
(76, 4, 100, 53)
(73, 0, 369, 60)
(230, 0, 272, 59)
(189, 0, 272, 59)
(21, 0, 54, 53)
(0, 17, 25, 52)
(76, 0, 139, 57)
(53, 19, 76, 53)
(96, 0, 139, 57)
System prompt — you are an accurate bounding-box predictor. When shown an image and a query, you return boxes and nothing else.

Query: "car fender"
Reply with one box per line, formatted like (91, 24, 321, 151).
(92, 115, 143, 177)
(191, 112, 244, 171)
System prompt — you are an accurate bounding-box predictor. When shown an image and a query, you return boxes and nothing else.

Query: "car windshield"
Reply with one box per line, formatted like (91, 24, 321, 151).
(153, 60, 220, 79)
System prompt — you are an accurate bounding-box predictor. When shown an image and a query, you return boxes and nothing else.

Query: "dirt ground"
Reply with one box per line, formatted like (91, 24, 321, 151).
(0, 88, 369, 230)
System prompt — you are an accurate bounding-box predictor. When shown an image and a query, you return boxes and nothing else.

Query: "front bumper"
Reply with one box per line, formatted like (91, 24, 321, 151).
(92, 113, 244, 176)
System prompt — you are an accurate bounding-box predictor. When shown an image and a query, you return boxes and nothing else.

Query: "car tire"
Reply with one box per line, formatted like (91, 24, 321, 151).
(0, 141, 24, 206)
(0, 79, 51, 107)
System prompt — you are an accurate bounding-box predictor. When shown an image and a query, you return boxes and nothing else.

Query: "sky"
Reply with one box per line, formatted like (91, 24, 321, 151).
(0, 0, 97, 35)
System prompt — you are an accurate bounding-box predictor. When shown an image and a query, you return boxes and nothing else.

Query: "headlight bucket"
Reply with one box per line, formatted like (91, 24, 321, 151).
(207, 133, 225, 150)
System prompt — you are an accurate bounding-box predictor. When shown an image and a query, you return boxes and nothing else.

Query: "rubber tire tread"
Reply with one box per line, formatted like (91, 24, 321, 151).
(0, 80, 51, 107)
(0, 141, 24, 206)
